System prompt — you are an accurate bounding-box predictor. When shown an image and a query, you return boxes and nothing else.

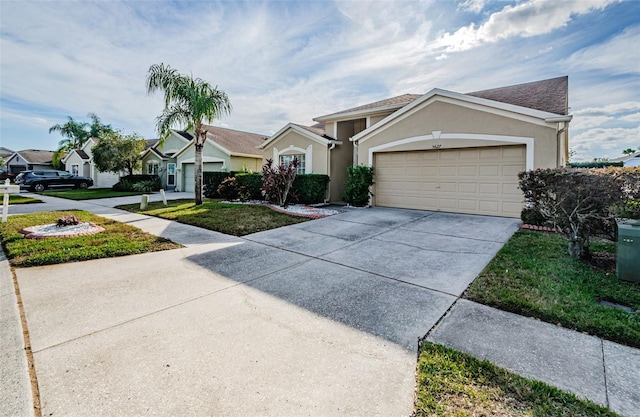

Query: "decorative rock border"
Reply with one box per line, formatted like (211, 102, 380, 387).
(520, 224, 557, 232)
(20, 222, 106, 239)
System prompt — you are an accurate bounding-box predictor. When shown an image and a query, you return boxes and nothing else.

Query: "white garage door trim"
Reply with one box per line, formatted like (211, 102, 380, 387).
(368, 132, 534, 170)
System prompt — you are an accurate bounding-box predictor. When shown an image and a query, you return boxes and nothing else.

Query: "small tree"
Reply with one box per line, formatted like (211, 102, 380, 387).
(518, 168, 629, 259)
(343, 165, 374, 207)
(92, 131, 146, 176)
(261, 158, 298, 207)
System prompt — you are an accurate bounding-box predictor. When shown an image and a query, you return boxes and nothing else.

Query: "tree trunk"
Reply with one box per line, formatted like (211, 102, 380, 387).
(568, 238, 590, 260)
(194, 141, 204, 206)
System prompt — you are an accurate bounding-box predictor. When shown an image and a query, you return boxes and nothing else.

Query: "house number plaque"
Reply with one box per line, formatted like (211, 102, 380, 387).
(432, 144, 442, 149)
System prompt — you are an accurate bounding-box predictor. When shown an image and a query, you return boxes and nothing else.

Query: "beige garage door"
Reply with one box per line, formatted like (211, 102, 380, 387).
(374, 145, 525, 217)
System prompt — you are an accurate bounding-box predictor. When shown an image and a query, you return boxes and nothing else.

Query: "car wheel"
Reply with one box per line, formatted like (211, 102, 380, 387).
(78, 182, 89, 189)
(33, 183, 46, 192)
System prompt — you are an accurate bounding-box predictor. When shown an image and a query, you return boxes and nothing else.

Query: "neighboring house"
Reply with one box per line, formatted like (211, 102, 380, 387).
(62, 138, 121, 188)
(6, 149, 55, 173)
(0, 147, 14, 161)
(140, 125, 266, 192)
(260, 76, 571, 218)
(610, 151, 640, 167)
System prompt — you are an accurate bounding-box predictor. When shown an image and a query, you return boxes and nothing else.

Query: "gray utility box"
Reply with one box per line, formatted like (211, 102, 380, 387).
(617, 220, 640, 283)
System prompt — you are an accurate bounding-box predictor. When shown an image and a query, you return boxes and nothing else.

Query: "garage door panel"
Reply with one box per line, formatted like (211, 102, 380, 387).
(375, 145, 525, 218)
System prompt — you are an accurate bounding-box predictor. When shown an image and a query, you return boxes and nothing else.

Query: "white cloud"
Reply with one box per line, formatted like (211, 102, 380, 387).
(570, 126, 640, 161)
(621, 112, 640, 123)
(433, 0, 617, 53)
(458, 0, 486, 13)
(567, 25, 640, 75)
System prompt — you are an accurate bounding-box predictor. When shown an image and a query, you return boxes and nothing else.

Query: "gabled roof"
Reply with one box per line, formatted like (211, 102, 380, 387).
(314, 93, 422, 122)
(61, 148, 91, 164)
(202, 125, 267, 157)
(11, 149, 55, 164)
(352, 87, 572, 144)
(0, 147, 14, 158)
(467, 76, 568, 116)
(145, 139, 159, 149)
(258, 123, 342, 149)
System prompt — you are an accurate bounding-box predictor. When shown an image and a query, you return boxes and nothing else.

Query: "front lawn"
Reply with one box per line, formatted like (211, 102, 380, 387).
(0, 210, 181, 267)
(415, 342, 617, 416)
(42, 189, 144, 200)
(465, 230, 640, 348)
(116, 199, 309, 236)
(8, 195, 43, 204)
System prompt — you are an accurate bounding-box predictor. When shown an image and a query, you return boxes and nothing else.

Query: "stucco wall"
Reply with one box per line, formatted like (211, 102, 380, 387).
(229, 156, 262, 172)
(262, 130, 329, 175)
(357, 100, 559, 170)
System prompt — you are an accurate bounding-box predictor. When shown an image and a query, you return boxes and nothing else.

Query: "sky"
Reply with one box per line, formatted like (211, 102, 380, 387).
(1, 0, 639, 162)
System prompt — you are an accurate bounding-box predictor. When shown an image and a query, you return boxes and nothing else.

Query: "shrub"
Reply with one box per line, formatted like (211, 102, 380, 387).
(113, 175, 159, 191)
(217, 177, 240, 200)
(203, 171, 235, 198)
(292, 174, 330, 204)
(518, 167, 638, 259)
(56, 214, 81, 227)
(113, 179, 134, 191)
(262, 158, 298, 207)
(343, 165, 374, 207)
(236, 173, 263, 200)
(132, 178, 161, 193)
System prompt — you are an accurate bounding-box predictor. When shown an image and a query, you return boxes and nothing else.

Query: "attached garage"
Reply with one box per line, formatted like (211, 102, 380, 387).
(374, 145, 525, 217)
(182, 162, 224, 193)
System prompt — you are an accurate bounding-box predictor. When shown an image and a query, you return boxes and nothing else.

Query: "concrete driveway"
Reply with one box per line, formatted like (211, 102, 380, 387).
(14, 206, 520, 416)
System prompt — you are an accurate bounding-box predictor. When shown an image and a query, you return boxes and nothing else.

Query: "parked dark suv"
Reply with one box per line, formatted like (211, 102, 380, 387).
(15, 170, 94, 192)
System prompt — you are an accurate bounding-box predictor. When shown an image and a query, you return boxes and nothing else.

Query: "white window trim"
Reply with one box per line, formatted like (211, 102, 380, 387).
(273, 144, 312, 174)
(368, 133, 534, 171)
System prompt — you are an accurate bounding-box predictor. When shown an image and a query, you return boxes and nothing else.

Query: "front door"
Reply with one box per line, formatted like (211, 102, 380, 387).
(167, 163, 176, 188)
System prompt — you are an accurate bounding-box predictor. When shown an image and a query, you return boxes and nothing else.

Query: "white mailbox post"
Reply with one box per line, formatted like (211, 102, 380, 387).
(1, 179, 21, 223)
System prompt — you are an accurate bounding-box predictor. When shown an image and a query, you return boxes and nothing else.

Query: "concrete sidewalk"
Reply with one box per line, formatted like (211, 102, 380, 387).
(2, 194, 638, 416)
(427, 299, 640, 417)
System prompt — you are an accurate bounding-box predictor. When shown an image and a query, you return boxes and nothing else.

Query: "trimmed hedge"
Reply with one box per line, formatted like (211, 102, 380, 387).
(568, 161, 623, 168)
(203, 171, 236, 198)
(292, 174, 330, 204)
(236, 173, 263, 200)
(204, 171, 330, 203)
(113, 175, 159, 191)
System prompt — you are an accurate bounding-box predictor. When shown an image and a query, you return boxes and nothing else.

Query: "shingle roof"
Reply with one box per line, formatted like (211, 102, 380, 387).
(293, 122, 337, 140)
(76, 150, 90, 160)
(467, 76, 568, 115)
(202, 125, 267, 156)
(145, 139, 159, 149)
(610, 150, 640, 162)
(175, 130, 194, 141)
(0, 147, 14, 158)
(15, 149, 55, 164)
(315, 93, 422, 120)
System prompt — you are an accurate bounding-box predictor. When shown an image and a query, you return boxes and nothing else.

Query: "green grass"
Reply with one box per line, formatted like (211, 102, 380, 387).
(415, 342, 618, 417)
(7, 195, 43, 204)
(116, 199, 309, 236)
(465, 231, 640, 348)
(42, 189, 144, 200)
(0, 210, 181, 267)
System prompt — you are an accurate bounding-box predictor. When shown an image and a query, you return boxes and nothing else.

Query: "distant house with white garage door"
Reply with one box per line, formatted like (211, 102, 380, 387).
(62, 138, 121, 188)
(260, 76, 571, 218)
(140, 125, 266, 192)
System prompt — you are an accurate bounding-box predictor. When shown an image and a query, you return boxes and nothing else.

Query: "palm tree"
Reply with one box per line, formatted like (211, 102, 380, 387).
(48, 116, 90, 151)
(146, 63, 232, 205)
(622, 148, 637, 155)
(87, 112, 113, 138)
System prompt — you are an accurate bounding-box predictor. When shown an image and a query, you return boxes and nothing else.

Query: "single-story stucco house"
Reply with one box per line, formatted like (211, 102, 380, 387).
(140, 125, 267, 192)
(62, 138, 121, 188)
(6, 149, 55, 174)
(260, 76, 571, 218)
